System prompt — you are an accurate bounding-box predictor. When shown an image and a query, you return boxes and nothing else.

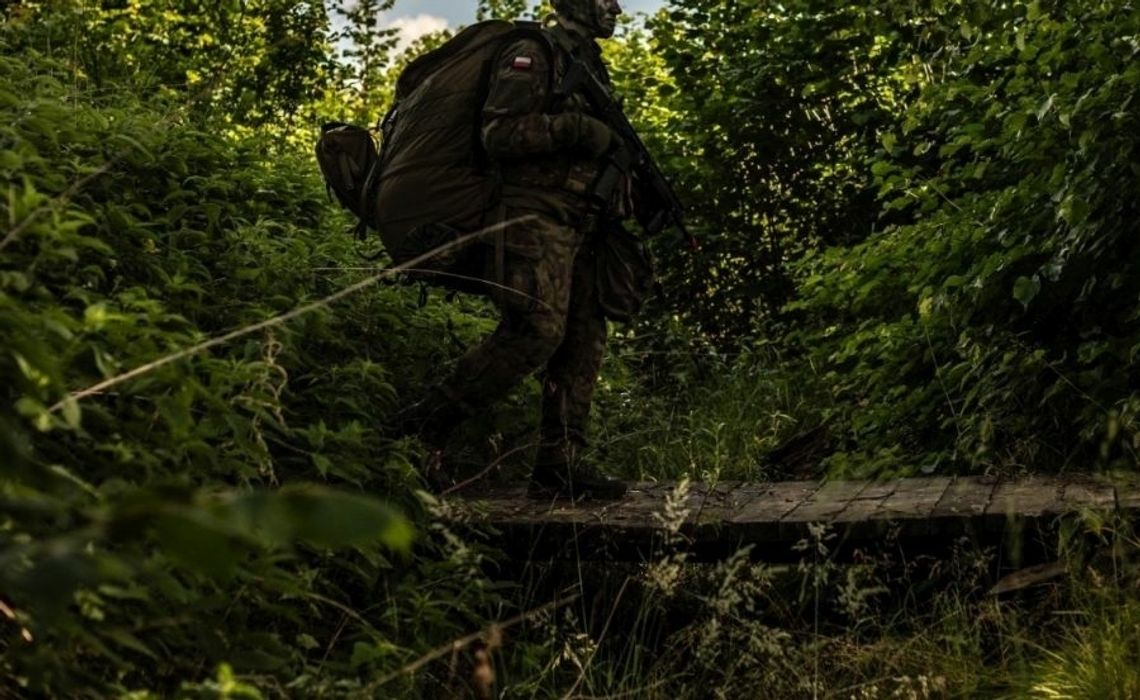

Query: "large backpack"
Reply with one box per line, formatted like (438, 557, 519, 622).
(315, 20, 555, 283)
(376, 20, 555, 276)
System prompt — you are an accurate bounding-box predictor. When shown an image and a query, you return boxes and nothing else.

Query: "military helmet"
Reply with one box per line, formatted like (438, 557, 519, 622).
(551, 0, 593, 24)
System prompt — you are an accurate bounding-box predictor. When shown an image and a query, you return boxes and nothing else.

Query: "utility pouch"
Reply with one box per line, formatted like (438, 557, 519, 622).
(595, 222, 654, 323)
(589, 147, 634, 207)
(314, 122, 379, 236)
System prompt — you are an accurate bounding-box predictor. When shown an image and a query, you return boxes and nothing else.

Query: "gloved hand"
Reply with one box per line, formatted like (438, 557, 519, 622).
(550, 113, 615, 158)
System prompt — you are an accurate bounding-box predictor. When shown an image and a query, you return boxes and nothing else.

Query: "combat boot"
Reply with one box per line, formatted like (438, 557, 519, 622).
(528, 435, 627, 501)
(391, 386, 470, 492)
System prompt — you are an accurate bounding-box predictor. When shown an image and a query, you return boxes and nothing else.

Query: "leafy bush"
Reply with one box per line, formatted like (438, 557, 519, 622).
(788, 0, 1140, 475)
(0, 31, 497, 696)
(6, 0, 1140, 696)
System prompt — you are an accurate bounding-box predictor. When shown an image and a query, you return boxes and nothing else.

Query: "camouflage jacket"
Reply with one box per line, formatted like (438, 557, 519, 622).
(481, 21, 619, 223)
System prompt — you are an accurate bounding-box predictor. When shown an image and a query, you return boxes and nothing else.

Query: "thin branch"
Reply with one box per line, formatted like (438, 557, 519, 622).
(314, 265, 556, 313)
(301, 591, 372, 630)
(48, 216, 536, 413)
(440, 441, 538, 496)
(561, 577, 632, 700)
(366, 590, 581, 691)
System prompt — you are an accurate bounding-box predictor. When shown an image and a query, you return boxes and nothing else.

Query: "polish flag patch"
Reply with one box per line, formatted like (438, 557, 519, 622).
(511, 56, 534, 70)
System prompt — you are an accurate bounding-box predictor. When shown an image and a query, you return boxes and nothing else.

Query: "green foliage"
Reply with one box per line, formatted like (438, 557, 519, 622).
(0, 19, 495, 696)
(1020, 595, 1140, 699)
(6, 0, 1140, 695)
(7, 0, 337, 128)
(782, 0, 1140, 474)
(619, 0, 1140, 477)
(644, 0, 907, 340)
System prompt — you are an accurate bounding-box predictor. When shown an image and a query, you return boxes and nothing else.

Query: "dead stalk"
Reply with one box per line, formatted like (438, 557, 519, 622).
(48, 216, 536, 414)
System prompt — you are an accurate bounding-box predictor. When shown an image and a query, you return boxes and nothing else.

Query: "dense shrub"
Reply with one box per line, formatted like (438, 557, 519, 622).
(0, 34, 498, 696)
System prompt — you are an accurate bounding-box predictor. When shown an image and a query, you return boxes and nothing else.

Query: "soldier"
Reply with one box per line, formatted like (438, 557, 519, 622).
(397, 0, 631, 501)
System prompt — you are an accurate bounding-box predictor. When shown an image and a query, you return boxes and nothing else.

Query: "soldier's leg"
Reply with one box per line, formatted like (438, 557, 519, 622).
(532, 243, 626, 500)
(403, 214, 581, 446)
(539, 244, 606, 444)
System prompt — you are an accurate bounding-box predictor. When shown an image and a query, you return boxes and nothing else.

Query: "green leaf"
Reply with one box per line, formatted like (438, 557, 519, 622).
(105, 629, 158, 659)
(1012, 276, 1041, 308)
(154, 511, 241, 580)
(59, 396, 81, 430)
(276, 486, 413, 550)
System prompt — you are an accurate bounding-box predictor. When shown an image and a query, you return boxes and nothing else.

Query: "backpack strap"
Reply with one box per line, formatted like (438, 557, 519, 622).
(481, 21, 562, 294)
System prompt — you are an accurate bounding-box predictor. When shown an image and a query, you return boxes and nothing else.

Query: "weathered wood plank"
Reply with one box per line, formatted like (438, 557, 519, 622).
(1060, 477, 1116, 513)
(448, 474, 1140, 561)
(729, 481, 821, 522)
(783, 480, 870, 522)
(860, 477, 954, 538)
(1112, 474, 1140, 511)
(729, 481, 821, 542)
(986, 476, 1065, 523)
(824, 481, 904, 543)
(831, 481, 901, 523)
(779, 480, 871, 541)
(922, 476, 1001, 538)
(930, 476, 998, 519)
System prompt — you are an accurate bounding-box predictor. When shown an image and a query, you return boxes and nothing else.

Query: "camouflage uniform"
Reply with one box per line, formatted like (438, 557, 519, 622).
(398, 9, 630, 499)
(443, 22, 617, 450)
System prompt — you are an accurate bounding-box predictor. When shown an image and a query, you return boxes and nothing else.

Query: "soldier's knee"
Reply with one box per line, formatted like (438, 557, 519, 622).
(534, 316, 568, 361)
(516, 312, 566, 366)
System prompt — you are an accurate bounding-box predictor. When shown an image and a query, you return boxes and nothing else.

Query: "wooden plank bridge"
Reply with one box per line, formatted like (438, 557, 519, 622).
(447, 475, 1140, 562)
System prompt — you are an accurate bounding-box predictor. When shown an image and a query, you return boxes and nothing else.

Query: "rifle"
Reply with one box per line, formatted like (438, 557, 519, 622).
(560, 59, 698, 251)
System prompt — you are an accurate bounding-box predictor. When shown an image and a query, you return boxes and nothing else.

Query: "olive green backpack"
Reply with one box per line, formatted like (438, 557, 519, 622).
(316, 20, 553, 285)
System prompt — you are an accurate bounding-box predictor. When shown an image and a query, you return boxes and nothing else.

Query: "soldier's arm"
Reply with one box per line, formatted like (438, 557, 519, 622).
(481, 38, 615, 159)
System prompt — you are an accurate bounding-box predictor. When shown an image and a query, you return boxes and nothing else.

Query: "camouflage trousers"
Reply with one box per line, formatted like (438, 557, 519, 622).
(441, 209, 606, 444)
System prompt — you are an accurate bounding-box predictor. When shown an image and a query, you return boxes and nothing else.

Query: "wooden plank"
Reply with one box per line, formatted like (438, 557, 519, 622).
(1113, 474, 1140, 511)
(592, 481, 754, 529)
(930, 476, 998, 519)
(860, 477, 954, 537)
(986, 475, 1064, 518)
(729, 481, 821, 522)
(832, 481, 901, 523)
(826, 481, 902, 543)
(449, 474, 1133, 562)
(1059, 477, 1116, 513)
(873, 477, 954, 520)
(920, 475, 1000, 538)
(688, 482, 769, 525)
(782, 480, 871, 523)
(729, 480, 821, 542)
(597, 482, 683, 525)
(778, 480, 871, 544)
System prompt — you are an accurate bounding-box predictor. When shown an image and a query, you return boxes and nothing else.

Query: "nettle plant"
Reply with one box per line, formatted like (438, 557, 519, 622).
(787, 0, 1140, 475)
(0, 35, 502, 694)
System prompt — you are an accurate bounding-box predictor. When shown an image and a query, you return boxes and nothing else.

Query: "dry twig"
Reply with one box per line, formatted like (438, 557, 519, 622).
(366, 590, 581, 692)
(48, 217, 537, 414)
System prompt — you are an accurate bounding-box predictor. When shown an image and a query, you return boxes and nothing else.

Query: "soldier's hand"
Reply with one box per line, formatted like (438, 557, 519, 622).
(577, 115, 616, 158)
(551, 113, 615, 158)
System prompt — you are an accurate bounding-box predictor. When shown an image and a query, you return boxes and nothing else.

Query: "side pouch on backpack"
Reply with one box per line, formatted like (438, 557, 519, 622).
(314, 122, 379, 230)
(595, 223, 655, 323)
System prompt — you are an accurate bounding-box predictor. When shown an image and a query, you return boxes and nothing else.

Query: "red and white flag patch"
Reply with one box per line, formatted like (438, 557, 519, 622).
(511, 56, 534, 71)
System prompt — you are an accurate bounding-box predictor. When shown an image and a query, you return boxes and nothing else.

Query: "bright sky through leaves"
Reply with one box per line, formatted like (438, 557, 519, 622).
(377, 0, 664, 49)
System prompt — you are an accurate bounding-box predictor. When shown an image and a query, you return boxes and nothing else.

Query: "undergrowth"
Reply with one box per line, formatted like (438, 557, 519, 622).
(5, 1, 1140, 698)
(487, 510, 1140, 699)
